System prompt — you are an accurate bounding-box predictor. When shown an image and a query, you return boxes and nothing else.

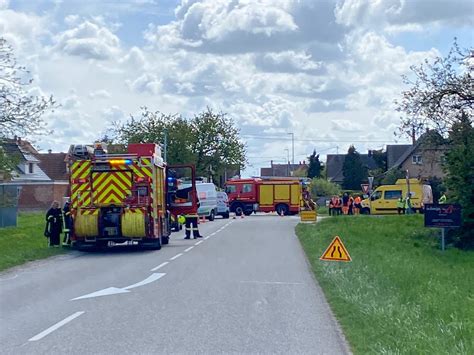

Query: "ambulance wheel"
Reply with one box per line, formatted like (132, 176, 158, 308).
(161, 236, 169, 245)
(361, 208, 370, 215)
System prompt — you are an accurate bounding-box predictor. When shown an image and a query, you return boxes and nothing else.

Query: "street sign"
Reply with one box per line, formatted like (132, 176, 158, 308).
(361, 184, 369, 194)
(424, 204, 462, 228)
(320, 236, 351, 262)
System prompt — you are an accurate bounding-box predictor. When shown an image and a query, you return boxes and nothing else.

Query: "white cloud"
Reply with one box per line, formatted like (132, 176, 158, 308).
(331, 119, 363, 132)
(89, 89, 112, 99)
(335, 0, 474, 30)
(54, 20, 120, 60)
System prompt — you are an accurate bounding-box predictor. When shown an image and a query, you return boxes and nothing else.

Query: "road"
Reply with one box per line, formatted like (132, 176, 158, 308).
(1, 214, 350, 354)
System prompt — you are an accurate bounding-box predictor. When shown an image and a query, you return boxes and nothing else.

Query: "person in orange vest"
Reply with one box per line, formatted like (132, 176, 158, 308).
(342, 192, 349, 215)
(354, 195, 362, 215)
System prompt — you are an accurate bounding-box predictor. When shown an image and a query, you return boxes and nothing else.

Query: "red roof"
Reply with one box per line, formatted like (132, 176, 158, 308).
(37, 153, 69, 181)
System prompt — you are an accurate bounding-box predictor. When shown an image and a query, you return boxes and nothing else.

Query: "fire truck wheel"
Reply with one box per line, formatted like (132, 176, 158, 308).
(276, 204, 289, 216)
(161, 236, 169, 245)
(234, 204, 244, 216)
(142, 239, 161, 250)
(244, 210, 252, 216)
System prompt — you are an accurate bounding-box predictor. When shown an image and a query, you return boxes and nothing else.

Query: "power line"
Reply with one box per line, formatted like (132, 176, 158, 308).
(241, 134, 397, 143)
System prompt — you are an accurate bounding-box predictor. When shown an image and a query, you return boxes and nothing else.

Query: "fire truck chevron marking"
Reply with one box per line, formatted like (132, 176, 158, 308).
(93, 172, 132, 205)
(71, 161, 91, 179)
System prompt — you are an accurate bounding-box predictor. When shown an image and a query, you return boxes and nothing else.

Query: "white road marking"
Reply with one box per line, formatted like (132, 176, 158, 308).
(123, 273, 166, 290)
(151, 261, 169, 272)
(239, 281, 305, 285)
(204, 236, 210, 240)
(170, 253, 183, 260)
(195, 240, 203, 245)
(29, 311, 85, 341)
(184, 246, 194, 252)
(71, 287, 130, 301)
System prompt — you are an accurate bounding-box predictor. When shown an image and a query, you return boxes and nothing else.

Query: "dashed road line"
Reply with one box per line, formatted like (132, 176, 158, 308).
(29, 312, 85, 341)
(151, 261, 169, 272)
(184, 246, 194, 252)
(169, 253, 183, 261)
(204, 236, 211, 240)
(195, 240, 203, 245)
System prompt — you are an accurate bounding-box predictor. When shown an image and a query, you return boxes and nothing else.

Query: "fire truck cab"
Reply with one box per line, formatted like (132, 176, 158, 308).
(68, 143, 197, 250)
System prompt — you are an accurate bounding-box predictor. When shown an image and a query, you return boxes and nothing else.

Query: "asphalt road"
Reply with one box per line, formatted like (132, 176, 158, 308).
(1, 214, 350, 354)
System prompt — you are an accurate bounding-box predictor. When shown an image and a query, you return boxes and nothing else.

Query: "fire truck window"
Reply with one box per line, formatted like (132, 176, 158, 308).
(242, 184, 252, 193)
(226, 185, 236, 194)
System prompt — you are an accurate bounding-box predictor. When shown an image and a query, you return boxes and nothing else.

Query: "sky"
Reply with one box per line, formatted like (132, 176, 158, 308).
(1, 0, 473, 177)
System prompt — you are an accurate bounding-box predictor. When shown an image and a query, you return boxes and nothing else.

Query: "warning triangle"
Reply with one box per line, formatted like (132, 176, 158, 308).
(320, 236, 351, 262)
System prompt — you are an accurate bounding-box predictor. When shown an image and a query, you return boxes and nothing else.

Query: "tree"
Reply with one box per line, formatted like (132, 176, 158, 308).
(443, 113, 474, 249)
(342, 145, 367, 190)
(381, 168, 405, 185)
(190, 108, 246, 179)
(396, 40, 474, 249)
(310, 178, 341, 197)
(307, 150, 322, 179)
(395, 40, 473, 138)
(114, 107, 246, 181)
(0, 38, 55, 139)
(0, 38, 55, 176)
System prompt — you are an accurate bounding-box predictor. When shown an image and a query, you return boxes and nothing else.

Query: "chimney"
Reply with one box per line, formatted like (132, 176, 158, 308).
(270, 160, 273, 167)
(411, 127, 416, 145)
(48, 149, 52, 154)
(303, 160, 306, 165)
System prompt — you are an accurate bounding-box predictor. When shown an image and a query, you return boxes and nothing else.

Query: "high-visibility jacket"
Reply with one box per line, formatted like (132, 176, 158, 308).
(397, 198, 405, 209)
(438, 194, 447, 204)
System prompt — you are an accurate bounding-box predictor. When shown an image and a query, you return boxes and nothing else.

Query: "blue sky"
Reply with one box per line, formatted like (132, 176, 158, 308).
(1, 0, 473, 176)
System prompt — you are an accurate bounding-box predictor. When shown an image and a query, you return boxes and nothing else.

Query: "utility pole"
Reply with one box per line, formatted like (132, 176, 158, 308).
(285, 148, 290, 177)
(163, 128, 168, 162)
(288, 133, 294, 165)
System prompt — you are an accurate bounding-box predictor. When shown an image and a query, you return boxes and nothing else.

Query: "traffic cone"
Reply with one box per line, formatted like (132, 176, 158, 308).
(280, 210, 284, 217)
(240, 213, 244, 219)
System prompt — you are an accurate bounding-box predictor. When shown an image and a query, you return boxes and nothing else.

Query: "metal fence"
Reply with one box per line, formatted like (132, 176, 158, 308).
(0, 184, 20, 227)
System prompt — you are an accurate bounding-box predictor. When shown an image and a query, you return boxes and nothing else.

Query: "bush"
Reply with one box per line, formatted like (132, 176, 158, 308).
(310, 178, 341, 197)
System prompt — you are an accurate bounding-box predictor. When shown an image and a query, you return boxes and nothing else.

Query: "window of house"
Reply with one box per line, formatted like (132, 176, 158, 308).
(384, 190, 402, 200)
(28, 163, 34, 174)
(242, 184, 253, 193)
(412, 155, 423, 165)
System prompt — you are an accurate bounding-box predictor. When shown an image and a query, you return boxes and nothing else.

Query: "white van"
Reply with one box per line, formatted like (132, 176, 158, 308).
(196, 183, 218, 221)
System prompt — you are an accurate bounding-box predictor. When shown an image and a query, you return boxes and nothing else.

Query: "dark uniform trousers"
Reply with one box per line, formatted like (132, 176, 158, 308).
(185, 214, 201, 239)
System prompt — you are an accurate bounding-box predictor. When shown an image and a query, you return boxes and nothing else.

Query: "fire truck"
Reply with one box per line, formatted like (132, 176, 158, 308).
(67, 143, 197, 250)
(225, 178, 301, 216)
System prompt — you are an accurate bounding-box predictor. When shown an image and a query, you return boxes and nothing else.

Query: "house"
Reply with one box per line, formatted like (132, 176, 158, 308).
(326, 154, 378, 184)
(0, 138, 69, 210)
(386, 144, 412, 170)
(391, 132, 447, 180)
(260, 161, 308, 177)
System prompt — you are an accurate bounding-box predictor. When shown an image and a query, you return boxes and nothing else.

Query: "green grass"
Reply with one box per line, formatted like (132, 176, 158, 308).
(0, 212, 68, 271)
(317, 205, 329, 215)
(296, 215, 474, 354)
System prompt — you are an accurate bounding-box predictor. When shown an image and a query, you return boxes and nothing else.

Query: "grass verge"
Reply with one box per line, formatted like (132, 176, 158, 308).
(296, 215, 474, 354)
(0, 212, 68, 272)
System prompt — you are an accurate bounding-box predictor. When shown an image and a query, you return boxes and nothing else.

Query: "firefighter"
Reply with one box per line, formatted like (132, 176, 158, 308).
(62, 199, 72, 246)
(184, 212, 203, 239)
(45, 201, 62, 247)
(397, 196, 405, 214)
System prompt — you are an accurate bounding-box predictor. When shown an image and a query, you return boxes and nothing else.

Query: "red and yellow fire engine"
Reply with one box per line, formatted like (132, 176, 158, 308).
(68, 143, 197, 250)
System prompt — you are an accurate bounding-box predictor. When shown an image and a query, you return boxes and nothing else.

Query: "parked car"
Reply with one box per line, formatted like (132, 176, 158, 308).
(216, 191, 230, 219)
(196, 183, 218, 221)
